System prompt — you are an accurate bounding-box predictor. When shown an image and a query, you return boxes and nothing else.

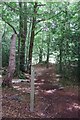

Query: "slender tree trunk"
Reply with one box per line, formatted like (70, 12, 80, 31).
(77, 40, 80, 83)
(77, 2, 80, 84)
(19, 2, 27, 72)
(46, 33, 50, 68)
(39, 34, 43, 63)
(26, 20, 32, 67)
(28, 2, 37, 74)
(39, 47, 43, 63)
(2, 34, 16, 87)
(59, 38, 63, 74)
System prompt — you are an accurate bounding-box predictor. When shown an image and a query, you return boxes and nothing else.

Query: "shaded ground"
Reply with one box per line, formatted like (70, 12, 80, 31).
(2, 64, 80, 118)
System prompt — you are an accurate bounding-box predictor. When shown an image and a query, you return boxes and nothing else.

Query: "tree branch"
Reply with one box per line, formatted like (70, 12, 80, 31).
(36, 19, 45, 23)
(36, 15, 54, 24)
(35, 28, 43, 36)
(37, 4, 46, 7)
(36, 11, 62, 24)
(4, 2, 18, 12)
(2, 17, 18, 35)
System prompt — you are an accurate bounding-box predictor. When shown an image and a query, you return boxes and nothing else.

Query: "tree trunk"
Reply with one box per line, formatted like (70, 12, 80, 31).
(2, 34, 16, 87)
(19, 2, 27, 72)
(17, 35, 20, 76)
(26, 21, 32, 66)
(46, 33, 50, 68)
(39, 47, 43, 63)
(77, 2, 80, 84)
(59, 39, 63, 74)
(39, 34, 43, 63)
(77, 40, 80, 83)
(28, 2, 37, 74)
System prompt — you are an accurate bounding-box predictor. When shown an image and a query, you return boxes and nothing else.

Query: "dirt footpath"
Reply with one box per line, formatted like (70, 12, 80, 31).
(2, 64, 80, 118)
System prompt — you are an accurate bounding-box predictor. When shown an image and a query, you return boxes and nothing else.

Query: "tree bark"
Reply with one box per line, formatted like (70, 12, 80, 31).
(19, 2, 27, 72)
(77, 2, 80, 84)
(2, 34, 16, 87)
(77, 39, 80, 83)
(46, 33, 50, 68)
(28, 2, 37, 74)
(26, 21, 32, 67)
(59, 38, 63, 74)
(39, 47, 43, 63)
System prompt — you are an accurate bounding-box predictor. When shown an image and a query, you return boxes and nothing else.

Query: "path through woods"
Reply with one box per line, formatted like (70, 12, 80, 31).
(2, 64, 79, 118)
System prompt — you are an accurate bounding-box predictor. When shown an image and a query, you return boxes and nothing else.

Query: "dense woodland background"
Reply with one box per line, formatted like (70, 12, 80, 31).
(0, 1, 80, 86)
(0, 1, 80, 118)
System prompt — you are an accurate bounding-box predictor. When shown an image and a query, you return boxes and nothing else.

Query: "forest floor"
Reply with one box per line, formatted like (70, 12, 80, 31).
(2, 64, 80, 118)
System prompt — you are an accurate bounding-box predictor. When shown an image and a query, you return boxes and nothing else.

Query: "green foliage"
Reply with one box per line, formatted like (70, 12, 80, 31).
(1, 2, 80, 84)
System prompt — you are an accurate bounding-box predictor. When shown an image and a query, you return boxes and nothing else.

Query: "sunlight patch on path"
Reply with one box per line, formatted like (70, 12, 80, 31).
(12, 79, 29, 83)
(44, 89, 56, 94)
(13, 85, 39, 95)
(34, 83, 44, 85)
(72, 103, 80, 110)
(67, 102, 80, 112)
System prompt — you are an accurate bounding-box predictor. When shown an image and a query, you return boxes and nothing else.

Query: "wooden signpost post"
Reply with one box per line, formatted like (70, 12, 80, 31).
(30, 66, 35, 112)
